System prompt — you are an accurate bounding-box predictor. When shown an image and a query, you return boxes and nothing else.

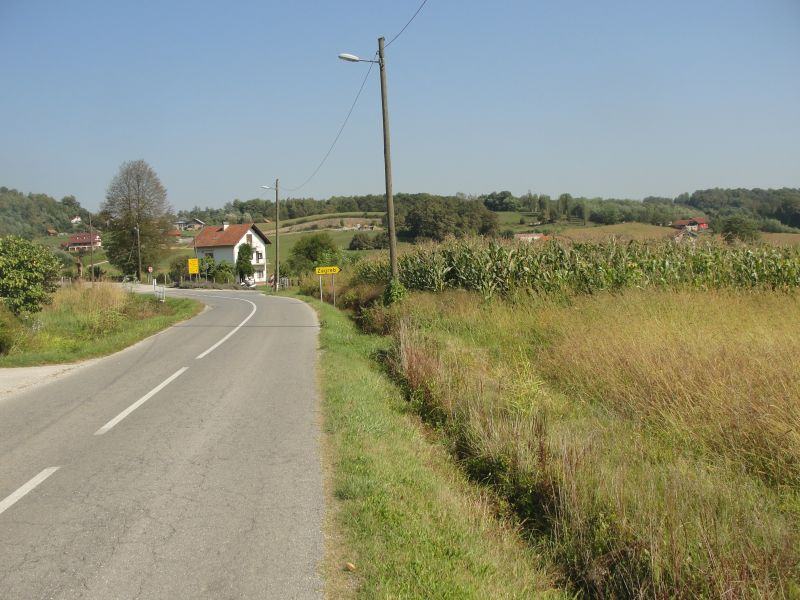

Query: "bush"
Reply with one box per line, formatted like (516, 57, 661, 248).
(382, 278, 407, 305)
(0, 236, 61, 314)
(349, 231, 389, 250)
(761, 218, 800, 234)
(168, 255, 190, 281)
(719, 215, 761, 243)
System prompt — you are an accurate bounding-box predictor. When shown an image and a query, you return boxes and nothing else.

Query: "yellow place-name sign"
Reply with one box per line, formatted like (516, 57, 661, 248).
(315, 266, 340, 275)
(187, 258, 199, 275)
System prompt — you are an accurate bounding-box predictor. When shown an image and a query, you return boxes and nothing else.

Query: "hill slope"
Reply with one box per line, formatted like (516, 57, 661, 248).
(0, 187, 92, 238)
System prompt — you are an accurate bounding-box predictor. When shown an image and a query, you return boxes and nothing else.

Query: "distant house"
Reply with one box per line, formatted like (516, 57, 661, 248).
(672, 217, 709, 232)
(194, 222, 270, 283)
(174, 218, 206, 231)
(63, 232, 101, 252)
(514, 232, 550, 243)
(46, 228, 58, 236)
(70, 215, 82, 225)
(167, 229, 182, 238)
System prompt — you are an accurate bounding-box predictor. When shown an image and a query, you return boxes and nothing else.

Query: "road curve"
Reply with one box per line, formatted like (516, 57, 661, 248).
(0, 290, 323, 599)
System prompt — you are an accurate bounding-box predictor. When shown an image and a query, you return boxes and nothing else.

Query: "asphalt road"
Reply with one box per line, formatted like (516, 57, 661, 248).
(0, 290, 324, 599)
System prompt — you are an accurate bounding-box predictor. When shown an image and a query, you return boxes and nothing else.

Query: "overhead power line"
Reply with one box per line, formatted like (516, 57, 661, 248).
(281, 0, 429, 192)
(283, 60, 374, 192)
(385, 0, 429, 47)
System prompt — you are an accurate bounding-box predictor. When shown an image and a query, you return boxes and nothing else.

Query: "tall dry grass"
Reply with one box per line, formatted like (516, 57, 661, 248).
(379, 289, 800, 597)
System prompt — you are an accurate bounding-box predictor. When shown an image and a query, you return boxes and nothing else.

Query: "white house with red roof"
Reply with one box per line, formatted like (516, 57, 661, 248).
(193, 222, 271, 283)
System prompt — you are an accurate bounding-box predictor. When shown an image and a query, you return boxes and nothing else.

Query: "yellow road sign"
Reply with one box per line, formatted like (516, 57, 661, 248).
(187, 258, 199, 275)
(315, 266, 340, 275)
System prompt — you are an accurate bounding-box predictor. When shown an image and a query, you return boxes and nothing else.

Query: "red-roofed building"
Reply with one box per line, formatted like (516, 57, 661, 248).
(194, 222, 271, 283)
(672, 217, 709, 231)
(63, 232, 101, 252)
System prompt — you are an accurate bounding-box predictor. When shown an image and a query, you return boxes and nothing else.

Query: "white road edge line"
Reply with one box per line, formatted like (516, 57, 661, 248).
(0, 467, 60, 516)
(194, 297, 258, 359)
(94, 367, 188, 435)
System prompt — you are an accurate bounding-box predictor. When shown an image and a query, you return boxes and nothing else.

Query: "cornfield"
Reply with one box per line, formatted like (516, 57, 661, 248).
(355, 238, 800, 298)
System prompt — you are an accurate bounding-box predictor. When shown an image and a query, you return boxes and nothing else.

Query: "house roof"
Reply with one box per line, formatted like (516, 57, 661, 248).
(674, 217, 708, 227)
(194, 223, 270, 248)
(67, 232, 101, 244)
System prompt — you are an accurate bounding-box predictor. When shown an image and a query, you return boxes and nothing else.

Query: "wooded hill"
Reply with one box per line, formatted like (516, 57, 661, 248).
(179, 187, 800, 238)
(0, 187, 93, 238)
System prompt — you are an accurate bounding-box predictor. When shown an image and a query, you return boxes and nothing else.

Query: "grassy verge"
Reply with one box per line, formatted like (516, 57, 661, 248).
(0, 283, 201, 367)
(364, 288, 799, 597)
(306, 295, 564, 598)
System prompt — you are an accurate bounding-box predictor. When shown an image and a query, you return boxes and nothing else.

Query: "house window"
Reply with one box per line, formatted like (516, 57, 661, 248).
(246, 234, 253, 245)
(255, 251, 263, 261)
(204, 252, 213, 258)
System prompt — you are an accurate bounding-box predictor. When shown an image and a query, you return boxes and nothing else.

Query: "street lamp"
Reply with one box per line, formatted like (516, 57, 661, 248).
(261, 180, 280, 290)
(339, 37, 399, 280)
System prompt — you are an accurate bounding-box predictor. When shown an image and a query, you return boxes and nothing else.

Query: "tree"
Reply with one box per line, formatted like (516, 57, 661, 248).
(286, 233, 339, 274)
(538, 195, 551, 221)
(483, 191, 518, 212)
(719, 215, 761, 244)
(0, 236, 61, 315)
(101, 160, 172, 280)
(235, 243, 255, 280)
(558, 193, 573, 219)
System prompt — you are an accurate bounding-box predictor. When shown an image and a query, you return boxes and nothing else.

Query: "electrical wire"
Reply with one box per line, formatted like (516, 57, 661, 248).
(385, 0, 429, 47)
(281, 0, 429, 191)
(282, 60, 375, 192)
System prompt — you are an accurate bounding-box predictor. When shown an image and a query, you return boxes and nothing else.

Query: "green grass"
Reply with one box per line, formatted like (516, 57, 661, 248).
(306, 295, 562, 599)
(0, 284, 201, 367)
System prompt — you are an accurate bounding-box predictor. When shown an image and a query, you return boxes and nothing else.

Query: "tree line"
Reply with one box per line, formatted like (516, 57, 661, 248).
(177, 188, 800, 237)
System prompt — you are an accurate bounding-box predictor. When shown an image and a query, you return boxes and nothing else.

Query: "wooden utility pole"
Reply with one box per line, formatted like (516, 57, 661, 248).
(274, 178, 280, 290)
(89, 213, 94, 285)
(378, 36, 398, 280)
(135, 225, 142, 282)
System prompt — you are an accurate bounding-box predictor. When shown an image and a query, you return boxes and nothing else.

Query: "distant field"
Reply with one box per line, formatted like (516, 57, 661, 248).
(763, 232, 800, 246)
(262, 211, 383, 229)
(558, 222, 676, 241)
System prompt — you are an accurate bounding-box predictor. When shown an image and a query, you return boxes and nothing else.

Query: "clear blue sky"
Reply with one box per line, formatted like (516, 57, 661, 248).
(1, 0, 798, 211)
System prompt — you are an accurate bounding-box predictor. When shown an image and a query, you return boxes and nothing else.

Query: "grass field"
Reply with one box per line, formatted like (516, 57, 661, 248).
(268, 211, 383, 229)
(0, 284, 201, 367)
(355, 288, 800, 596)
(306, 296, 563, 599)
(557, 222, 676, 241)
